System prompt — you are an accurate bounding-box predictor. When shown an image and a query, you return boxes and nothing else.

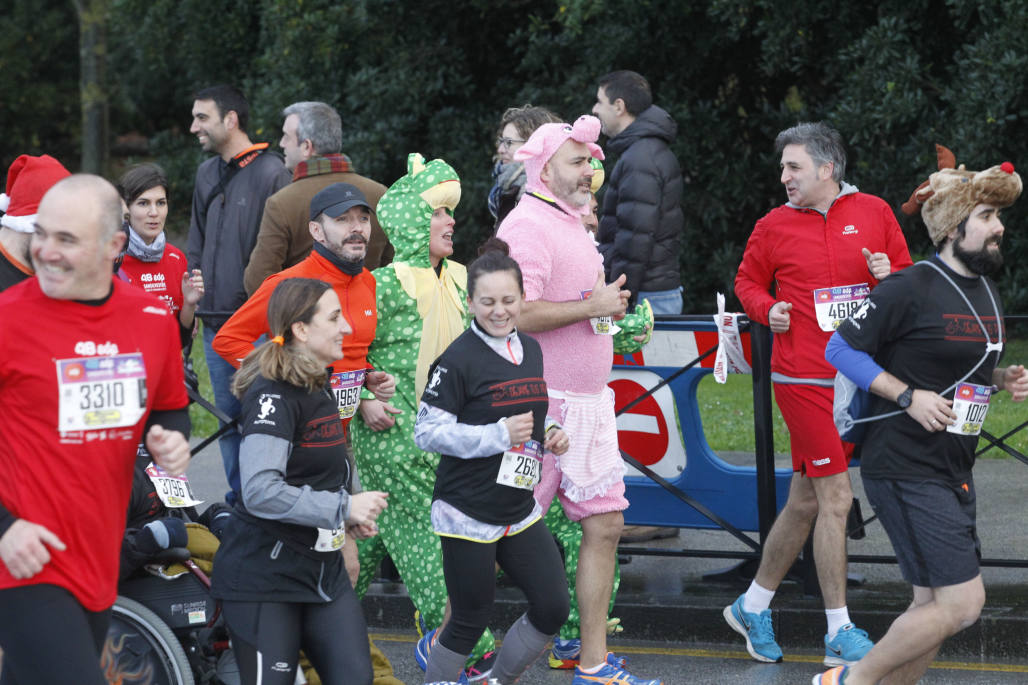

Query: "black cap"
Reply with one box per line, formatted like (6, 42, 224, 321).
(309, 183, 373, 221)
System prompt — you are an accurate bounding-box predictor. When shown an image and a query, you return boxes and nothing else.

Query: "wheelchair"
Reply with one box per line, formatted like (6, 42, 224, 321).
(104, 541, 239, 685)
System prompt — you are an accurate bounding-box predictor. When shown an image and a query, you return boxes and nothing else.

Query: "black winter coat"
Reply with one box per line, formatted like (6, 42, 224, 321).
(598, 105, 684, 305)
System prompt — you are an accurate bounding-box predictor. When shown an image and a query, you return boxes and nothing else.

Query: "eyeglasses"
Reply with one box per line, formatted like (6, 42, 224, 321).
(495, 137, 526, 150)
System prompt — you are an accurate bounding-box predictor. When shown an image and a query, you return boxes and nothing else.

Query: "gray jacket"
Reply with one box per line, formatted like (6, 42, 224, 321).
(186, 146, 290, 329)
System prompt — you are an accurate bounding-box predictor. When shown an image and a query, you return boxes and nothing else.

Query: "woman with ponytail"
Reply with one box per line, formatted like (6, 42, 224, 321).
(212, 277, 388, 685)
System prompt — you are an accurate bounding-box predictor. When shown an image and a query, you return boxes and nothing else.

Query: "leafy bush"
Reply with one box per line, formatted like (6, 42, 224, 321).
(6, 0, 1028, 312)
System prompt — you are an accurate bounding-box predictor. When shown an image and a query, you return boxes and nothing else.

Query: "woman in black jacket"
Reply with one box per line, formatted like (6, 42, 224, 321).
(211, 277, 388, 685)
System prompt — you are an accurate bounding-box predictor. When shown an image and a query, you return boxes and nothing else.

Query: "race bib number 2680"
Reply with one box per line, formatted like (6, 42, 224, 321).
(57, 353, 147, 432)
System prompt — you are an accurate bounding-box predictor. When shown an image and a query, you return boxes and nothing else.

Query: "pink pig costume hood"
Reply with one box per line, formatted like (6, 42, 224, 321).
(514, 115, 605, 216)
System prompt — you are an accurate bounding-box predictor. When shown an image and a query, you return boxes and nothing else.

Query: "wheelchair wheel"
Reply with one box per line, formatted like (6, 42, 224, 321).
(103, 595, 195, 685)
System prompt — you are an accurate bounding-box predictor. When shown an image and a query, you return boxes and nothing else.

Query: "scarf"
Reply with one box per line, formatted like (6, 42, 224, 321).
(293, 153, 354, 182)
(126, 225, 166, 263)
(313, 241, 364, 276)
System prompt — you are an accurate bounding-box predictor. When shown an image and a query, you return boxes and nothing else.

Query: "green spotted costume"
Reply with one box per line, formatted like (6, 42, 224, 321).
(352, 154, 616, 668)
(351, 154, 497, 661)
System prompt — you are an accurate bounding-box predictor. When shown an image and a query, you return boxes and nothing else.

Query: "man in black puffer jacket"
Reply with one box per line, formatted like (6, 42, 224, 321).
(593, 70, 684, 314)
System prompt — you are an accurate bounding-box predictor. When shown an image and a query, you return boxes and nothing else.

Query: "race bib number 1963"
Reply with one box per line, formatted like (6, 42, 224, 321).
(330, 369, 366, 420)
(57, 353, 147, 432)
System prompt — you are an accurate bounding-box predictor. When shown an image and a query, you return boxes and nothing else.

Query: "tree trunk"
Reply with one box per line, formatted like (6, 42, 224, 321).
(73, 0, 109, 174)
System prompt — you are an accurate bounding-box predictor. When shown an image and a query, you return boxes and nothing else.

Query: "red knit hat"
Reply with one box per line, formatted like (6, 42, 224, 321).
(0, 155, 72, 233)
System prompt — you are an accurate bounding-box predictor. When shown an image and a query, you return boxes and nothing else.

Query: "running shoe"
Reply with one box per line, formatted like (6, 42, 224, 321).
(722, 593, 783, 663)
(416, 627, 438, 671)
(824, 623, 873, 666)
(572, 656, 661, 685)
(811, 665, 849, 684)
(549, 640, 629, 670)
(464, 650, 495, 682)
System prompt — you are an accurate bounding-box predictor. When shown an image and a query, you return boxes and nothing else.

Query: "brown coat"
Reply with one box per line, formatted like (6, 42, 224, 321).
(243, 169, 392, 295)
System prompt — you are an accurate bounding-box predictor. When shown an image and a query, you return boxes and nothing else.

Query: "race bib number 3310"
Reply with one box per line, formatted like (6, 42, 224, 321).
(57, 353, 147, 431)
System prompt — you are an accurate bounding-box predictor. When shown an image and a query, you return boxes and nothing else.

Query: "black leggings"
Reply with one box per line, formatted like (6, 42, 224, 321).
(0, 584, 111, 685)
(438, 519, 570, 654)
(222, 582, 372, 685)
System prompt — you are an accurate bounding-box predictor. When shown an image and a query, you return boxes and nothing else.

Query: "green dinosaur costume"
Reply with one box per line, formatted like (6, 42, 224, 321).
(351, 154, 496, 661)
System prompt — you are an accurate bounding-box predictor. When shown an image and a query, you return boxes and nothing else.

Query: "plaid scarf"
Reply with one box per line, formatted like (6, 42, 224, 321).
(292, 153, 354, 181)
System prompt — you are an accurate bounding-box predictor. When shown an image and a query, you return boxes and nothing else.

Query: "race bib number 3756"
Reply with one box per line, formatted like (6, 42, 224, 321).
(57, 353, 147, 431)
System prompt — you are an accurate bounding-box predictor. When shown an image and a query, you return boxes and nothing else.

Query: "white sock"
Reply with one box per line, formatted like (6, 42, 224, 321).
(742, 580, 775, 614)
(825, 606, 851, 638)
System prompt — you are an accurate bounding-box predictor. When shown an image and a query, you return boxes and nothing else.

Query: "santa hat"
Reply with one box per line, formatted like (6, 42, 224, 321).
(901, 144, 1022, 246)
(0, 155, 72, 233)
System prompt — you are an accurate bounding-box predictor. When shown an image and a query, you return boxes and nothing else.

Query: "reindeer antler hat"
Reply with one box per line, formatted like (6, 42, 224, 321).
(901, 144, 1022, 246)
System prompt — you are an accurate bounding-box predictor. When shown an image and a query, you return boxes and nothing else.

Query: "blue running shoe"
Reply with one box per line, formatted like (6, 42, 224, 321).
(550, 640, 628, 670)
(723, 593, 783, 663)
(824, 623, 872, 666)
(572, 657, 661, 685)
(549, 638, 580, 669)
(416, 627, 438, 671)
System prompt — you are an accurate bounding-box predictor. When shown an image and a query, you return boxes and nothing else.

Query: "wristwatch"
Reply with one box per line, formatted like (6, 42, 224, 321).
(896, 385, 913, 409)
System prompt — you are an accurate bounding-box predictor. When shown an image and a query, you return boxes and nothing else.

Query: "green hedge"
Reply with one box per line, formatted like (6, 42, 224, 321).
(5, 1, 1028, 312)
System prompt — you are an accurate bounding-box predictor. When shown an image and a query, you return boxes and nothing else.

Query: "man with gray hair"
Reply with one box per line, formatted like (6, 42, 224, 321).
(244, 101, 391, 295)
(731, 122, 912, 666)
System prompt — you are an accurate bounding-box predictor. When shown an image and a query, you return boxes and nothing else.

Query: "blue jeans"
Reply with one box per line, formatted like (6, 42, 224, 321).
(636, 286, 683, 315)
(202, 324, 242, 503)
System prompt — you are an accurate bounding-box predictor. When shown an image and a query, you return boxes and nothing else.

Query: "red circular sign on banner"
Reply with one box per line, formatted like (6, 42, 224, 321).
(609, 378, 669, 466)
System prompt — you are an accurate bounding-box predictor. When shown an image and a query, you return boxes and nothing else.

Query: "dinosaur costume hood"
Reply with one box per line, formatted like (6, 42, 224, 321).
(376, 153, 461, 267)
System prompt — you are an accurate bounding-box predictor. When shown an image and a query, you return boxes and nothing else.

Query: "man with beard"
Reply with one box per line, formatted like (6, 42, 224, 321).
(214, 183, 391, 435)
(732, 122, 911, 667)
(496, 116, 663, 685)
(0, 154, 71, 291)
(187, 84, 291, 502)
(815, 156, 1028, 685)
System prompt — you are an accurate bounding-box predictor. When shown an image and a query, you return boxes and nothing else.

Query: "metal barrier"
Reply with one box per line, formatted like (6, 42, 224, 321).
(612, 314, 1028, 572)
(184, 312, 1027, 572)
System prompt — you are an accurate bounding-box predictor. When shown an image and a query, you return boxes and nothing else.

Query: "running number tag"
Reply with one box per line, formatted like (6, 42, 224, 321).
(314, 527, 345, 552)
(813, 283, 870, 332)
(145, 461, 203, 508)
(57, 353, 147, 432)
(948, 382, 992, 436)
(496, 439, 542, 490)
(330, 369, 366, 420)
(580, 289, 621, 336)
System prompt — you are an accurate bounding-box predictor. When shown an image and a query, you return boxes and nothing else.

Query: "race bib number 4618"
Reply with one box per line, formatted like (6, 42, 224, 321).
(813, 283, 870, 331)
(57, 353, 147, 432)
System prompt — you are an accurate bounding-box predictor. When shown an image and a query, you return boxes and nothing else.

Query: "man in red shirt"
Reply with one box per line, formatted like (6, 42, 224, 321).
(731, 122, 912, 667)
(0, 174, 191, 685)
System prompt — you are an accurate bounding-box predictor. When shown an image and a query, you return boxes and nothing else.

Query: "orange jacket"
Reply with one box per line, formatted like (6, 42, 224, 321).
(214, 249, 377, 373)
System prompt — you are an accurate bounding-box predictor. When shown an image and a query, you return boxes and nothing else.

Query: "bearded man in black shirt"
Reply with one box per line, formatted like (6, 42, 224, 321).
(818, 153, 1028, 685)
